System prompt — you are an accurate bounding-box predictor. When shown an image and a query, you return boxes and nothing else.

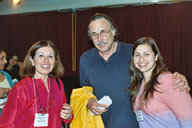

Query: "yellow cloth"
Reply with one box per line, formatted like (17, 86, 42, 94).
(70, 86, 104, 128)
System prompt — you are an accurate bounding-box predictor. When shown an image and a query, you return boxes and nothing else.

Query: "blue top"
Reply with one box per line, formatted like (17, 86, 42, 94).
(0, 70, 14, 115)
(0, 70, 13, 88)
(80, 41, 139, 128)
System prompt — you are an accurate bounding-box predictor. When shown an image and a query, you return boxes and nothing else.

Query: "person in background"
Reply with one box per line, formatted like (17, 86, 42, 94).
(80, 13, 190, 128)
(128, 37, 192, 128)
(0, 48, 13, 115)
(5, 54, 22, 84)
(0, 40, 73, 128)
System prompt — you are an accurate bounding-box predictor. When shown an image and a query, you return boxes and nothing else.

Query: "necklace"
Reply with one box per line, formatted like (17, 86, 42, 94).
(33, 77, 55, 113)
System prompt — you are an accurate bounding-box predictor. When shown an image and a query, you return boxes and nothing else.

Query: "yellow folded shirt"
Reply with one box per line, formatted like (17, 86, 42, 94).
(70, 86, 104, 128)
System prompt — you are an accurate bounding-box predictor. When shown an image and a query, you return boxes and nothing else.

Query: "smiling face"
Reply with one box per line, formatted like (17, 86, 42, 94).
(133, 44, 158, 77)
(0, 51, 7, 70)
(30, 46, 55, 79)
(89, 18, 116, 53)
(9, 55, 19, 66)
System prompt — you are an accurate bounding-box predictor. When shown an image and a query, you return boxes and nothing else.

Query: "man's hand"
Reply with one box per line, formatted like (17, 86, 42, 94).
(172, 72, 190, 92)
(87, 98, 108, 115)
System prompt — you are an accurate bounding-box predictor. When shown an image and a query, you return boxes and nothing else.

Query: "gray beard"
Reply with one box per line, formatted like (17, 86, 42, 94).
(96, 41, 107, 45)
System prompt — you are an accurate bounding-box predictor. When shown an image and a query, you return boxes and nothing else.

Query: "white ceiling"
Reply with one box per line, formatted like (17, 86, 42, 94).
(0, 0, 190, 16)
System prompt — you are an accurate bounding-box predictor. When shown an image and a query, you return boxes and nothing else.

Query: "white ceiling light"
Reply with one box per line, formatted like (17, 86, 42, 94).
(11, 0, 21, 5)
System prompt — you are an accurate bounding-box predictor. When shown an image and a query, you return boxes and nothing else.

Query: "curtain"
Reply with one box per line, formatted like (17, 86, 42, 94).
(0, 2, 191, 87)
(0, 11, 73, 76)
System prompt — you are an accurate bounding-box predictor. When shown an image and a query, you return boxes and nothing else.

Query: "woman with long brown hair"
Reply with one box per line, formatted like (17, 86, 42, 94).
(128, 37, 192, 128)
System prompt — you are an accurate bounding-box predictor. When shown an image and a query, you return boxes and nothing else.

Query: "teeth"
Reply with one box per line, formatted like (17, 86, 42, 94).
(41, 65, 50, 68)
(140, 64, 145, 66)
(96, 41, 107, 45)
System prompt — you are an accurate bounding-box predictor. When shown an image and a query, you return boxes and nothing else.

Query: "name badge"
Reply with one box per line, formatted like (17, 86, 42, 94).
(135, 110, 144, 122)
(34, 113, 49, 127)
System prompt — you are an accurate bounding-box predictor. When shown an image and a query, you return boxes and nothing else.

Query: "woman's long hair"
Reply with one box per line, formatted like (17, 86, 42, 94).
(128, 37, 168, 106)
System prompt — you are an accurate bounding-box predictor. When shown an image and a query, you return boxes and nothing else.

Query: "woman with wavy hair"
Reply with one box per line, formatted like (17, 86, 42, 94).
(128, 37, 192, 128)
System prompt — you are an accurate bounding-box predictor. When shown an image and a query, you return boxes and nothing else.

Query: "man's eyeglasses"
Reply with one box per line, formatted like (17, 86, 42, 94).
(90, 29, 111, 40)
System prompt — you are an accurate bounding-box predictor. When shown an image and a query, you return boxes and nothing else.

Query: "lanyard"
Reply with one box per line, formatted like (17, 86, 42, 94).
(33, 77, 55, 113)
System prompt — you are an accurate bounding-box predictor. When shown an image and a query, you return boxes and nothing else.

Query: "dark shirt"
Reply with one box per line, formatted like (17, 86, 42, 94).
(4, 65, 21, 81)
(80, 41, 139, 128)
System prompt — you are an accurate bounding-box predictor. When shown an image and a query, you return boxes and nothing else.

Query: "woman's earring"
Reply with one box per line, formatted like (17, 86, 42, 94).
(155, 55, 158, 61)
(30, 57, 35, 66)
